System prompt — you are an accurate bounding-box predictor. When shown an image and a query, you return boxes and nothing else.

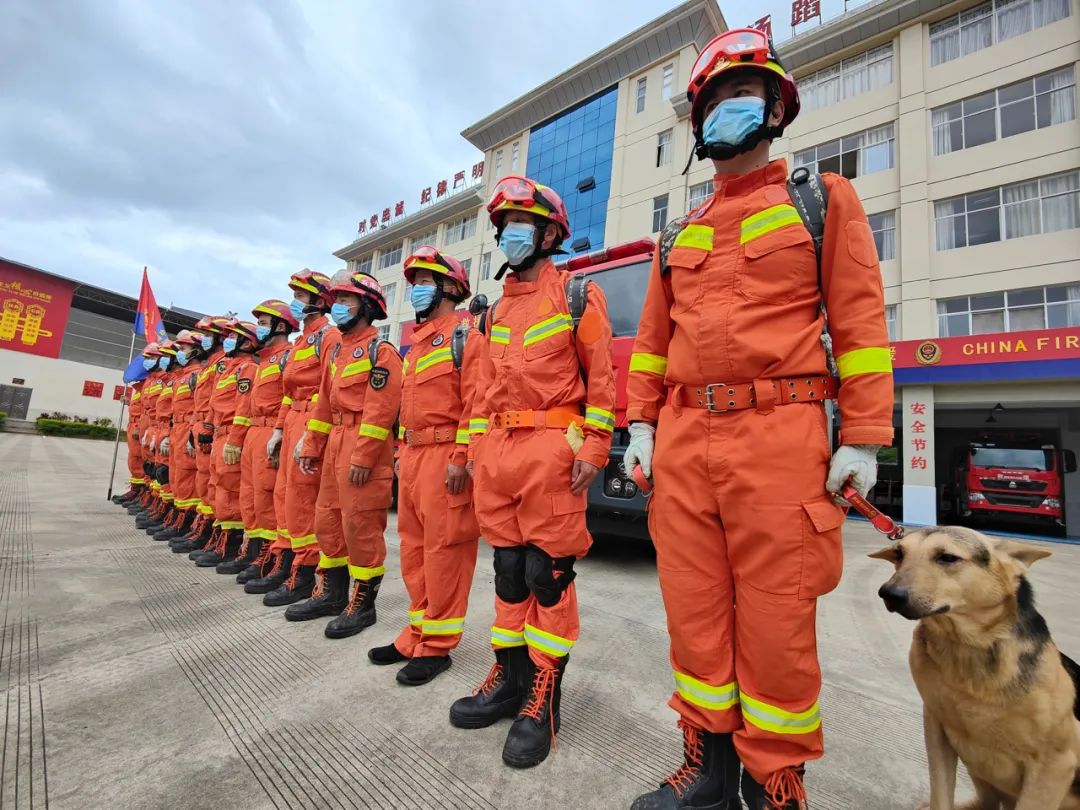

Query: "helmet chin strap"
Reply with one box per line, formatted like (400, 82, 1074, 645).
(415, 284, 444, 323)
(690, 81, 786, 167)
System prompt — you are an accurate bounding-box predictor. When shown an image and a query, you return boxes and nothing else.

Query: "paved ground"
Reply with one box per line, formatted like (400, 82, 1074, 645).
(2, 433, 1079, 809)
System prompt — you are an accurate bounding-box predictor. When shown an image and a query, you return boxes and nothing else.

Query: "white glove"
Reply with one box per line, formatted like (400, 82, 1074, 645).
(159, 436, 170, 457)
(267, 428, 283, 460)
(827, 445, 880, 499)
(623, 422, 656, 480)
(141, 431, 150, 448)
(293, 437, 304, 463)
(149, 437, 157, 454)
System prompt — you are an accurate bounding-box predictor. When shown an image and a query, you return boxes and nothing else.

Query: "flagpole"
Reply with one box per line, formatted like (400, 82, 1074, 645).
(106, 330, 137, 501)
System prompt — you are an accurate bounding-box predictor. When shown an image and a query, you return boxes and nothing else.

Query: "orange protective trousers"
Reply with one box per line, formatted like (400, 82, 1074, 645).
(212, 428, 243, 530)
(239, 424, 279, 543)
(394, 443, 479, 657)
(472, 427, 589, 670)
(169, 422, 198, 512)
(126, 427, 144, 486)
(648, 401, 845, 783)
(274, 407, 321, 564)
(313, 424, 392, 578)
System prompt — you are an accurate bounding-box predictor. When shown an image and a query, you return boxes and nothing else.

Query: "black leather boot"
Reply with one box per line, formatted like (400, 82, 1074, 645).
(243, 549, 293, 594)
(630, 722, 742, 809)
(450, 646, 530, 729)
(145, 505, 175, 535)
(324, 576, 381, 639)
(740, 766, 806, 810)
(172, 517, 212, 553)
(194, 529, 242, 567)
(283, 566, 348, 619)
(154, 509, 191, 541)
(216, 536, 262, 575)
(502, 655, 565, 769)
(368, 643, 408, 666)
(237, 541, 276, 584)
(396, 655, 452, 686)
(263, 563, 316, 607)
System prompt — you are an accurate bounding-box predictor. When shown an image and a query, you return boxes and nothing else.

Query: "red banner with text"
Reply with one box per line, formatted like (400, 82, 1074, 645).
(0, 259, 77, 359)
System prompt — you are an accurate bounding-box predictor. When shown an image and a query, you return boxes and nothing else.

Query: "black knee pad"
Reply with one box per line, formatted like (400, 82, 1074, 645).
(493, 547, 528, 604)
(524, 544, 577, 608)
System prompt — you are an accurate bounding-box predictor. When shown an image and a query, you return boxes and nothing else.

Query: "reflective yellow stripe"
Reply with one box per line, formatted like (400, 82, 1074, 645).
(307, 419, 332, 434)
(673, 671, 740, 712)
(129, 477, 146, 484)
(740, 693, 822, 735)
(523, 624, 574, 657)
(398, 425, 406, 440)
(341, 359, 372, 378)
(469, 418, 489, 435)
(409, 609, 424, 627)
(422, 617, 465, 635)
(629, 352, 668, 377)
(584, 406, 615, 432)
(455, 429, 469, 445)
(491, 626, 525, 648)
(216, 374, 237, 390)
(414, 346, 453, 374)
(348, 564, 386, 581)
(146, 384, 162, 394)
(197, 369, 212, 383)
(311, 392, 319, 404)
(490, 325, 511, 345)
(161, 492, 174, 502)
(232, 415, 252, 426)
(673, 223, 713, 251)
(260, 364, 281, 379)
(523, 314, 572, 347)
(197, 503, 214, 515)
(281, 395, 293, 406)
(293, 345, 316, 362)
(217, 520, 244, 530)
(290, 533, 317, 549)
(131, 392, 141, 401)
(359, 423, 389, 441)
(740, 204, 802, 244)
(836, 347, 893, 380)
(319, 553, 348, 569)
(176, 385, 191, 395)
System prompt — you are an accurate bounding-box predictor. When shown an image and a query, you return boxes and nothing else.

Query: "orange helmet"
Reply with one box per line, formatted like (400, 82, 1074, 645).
(158, 339, 178, 356)
(327, 270, 388, 321)
(688, 29, 799, 142)
(486, 175, 571, 241)
(142, 341, 162, 357)
(252, 298, 299, 331)
(289, 269, 334, 307)
(403, 246, 471, 299)
(175, 329, 203, 346)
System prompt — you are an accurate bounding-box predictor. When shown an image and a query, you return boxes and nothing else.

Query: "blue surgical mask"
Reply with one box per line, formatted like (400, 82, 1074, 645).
(255, 324, 272, 343)
(499, 221, 537, 266)
(158, 357, 170, 371)
(410, 284, 437, 313)
(176, 350, 189, 366)
(200, 335, 214, 351)
(143, 358, 156, 371)
(289, 298, 307, 322)
(703, 97, 766, 147)
(223, 337, 238, 354)
(329, 302, 355, 327)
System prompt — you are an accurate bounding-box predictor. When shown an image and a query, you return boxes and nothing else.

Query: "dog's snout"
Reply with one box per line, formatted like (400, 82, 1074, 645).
(879, 582, 909, 612)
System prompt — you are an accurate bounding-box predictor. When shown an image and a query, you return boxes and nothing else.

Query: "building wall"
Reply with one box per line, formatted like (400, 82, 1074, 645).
(1, 348, 129, 422)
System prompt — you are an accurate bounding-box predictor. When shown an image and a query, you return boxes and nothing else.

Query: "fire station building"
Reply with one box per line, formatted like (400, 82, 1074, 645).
(334, 0, 1080, 538)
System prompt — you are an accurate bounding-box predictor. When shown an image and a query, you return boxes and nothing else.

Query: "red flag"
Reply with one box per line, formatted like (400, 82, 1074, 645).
(134, 267, 165, 342)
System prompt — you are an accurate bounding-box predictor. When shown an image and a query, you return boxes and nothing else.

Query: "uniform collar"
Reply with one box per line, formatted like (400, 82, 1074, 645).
(257, 342, 284, 361)
(303, 314, 328, 335)
(713, 158, 789, 199)
(342, 323, 376, 345)
(503, 258, 558, 296)
(413, 311, 459, 343)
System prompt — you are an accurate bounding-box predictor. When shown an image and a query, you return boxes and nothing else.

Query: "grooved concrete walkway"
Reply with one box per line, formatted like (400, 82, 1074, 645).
(1, 433, 1078, 809)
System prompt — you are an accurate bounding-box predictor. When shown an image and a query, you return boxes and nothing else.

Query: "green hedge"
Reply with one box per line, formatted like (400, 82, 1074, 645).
(0, 412, 6, 428)
(35, 418, 121, 440)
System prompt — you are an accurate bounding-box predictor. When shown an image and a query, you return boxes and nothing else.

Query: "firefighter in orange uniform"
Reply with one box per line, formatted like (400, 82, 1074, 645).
(125, 343, 163, 516)
(449, 176, 615, 770)
(366, 247, 481, 686)
(248, 271, 341, 604)
(116, 378, 147, 507)
(133, 342, 167, 529)
(623, 30, 894, 810)
(295, 271, 401, 639)
(219, 300, 298, 582)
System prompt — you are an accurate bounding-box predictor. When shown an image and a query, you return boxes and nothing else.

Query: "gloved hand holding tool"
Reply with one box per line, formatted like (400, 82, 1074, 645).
(623, 422, 656, 494)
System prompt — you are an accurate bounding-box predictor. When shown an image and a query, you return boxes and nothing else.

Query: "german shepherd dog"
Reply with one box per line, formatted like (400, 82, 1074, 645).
(869, 526, 1080, 809)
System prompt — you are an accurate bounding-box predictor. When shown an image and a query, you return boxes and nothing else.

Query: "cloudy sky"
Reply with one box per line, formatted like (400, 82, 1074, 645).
(1, 0, 862, 318)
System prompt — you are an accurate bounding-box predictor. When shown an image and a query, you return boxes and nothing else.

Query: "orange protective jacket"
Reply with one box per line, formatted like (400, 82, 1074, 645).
(301, 325, 403, 469)
(228, 343, 288, 444)
(157, 370, 175, 439)
(627, 160, 894, 447)
(399, 313, 482, 467)
(193, 350, 225, 426)
(275, 315, 340, 428)
(210, 354, 255, 433)
(172, 367, 197, 429)
(469, 259, 616, 469)
(127, 381, 144, 432)
(139, 370, 164, 442)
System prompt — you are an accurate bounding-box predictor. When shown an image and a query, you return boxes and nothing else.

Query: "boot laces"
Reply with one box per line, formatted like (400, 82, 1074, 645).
(236, 535, 252, 559)
(520, 665, 559, 751)
(765, 768, 807, 809)
(283, 561, 300, 590)
(665, 721, 705, 797)
(253, 544, 275, 574)
(310, 570, 327, 599)
(343, 581, 367, 615)
(474, 662, 505, 697)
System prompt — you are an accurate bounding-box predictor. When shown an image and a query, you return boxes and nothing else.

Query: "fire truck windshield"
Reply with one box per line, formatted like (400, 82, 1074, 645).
(586, 261, 650, 337)
(971, 447, 1053, 471)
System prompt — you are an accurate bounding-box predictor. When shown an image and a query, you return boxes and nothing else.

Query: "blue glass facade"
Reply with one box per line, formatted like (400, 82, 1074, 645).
(525, 86, 617, 253)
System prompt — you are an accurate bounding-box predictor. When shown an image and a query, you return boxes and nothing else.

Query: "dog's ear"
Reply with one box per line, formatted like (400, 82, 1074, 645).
(999, 539, 1052, 569)
(868, 544, 901, 562)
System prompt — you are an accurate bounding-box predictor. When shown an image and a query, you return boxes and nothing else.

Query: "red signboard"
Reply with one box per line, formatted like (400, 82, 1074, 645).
(0, 258, 77, 359)
(791, 0, 821, 27)
(891, 327, 1080, 369)
(114, 385, 126, 401)
(83, 380, 104, 398)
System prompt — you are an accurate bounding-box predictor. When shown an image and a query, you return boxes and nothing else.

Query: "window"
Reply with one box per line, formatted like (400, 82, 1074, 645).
(794, 124, 895, 179)
(378, 243, 402, 269)
(800, 45, 893, 112)
(383, 282, 397, 312)
(868, 211, 897, 261)
(586, 261, 652, 337)
(885, 305, 898, 342)
(937, 284, 1080, 336)
(410, 227, 439, 251)
(932, 66, 1076, 154)
(444, 213, 477, 245)
(636, 77, 647, 113)
(657, 129, 673, 167)
(460, 258, 472, 282)
(930, 0, 1071, 66)
(357, 255, 373, 274)
(688, 181, 713, 211)
(480, 252, 492, 281)
(377, 324, 390, 342)
(934, 171, 1079, 250)
(511, 142, 520, 172)
(494, 149, 504, 179)
(652, 195, 669, 233)
(661, 64, 674, 101)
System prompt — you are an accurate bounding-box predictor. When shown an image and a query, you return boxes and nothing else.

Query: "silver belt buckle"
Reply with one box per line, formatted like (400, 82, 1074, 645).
(404, 429, 414, 445)
(703, 384, 728, 414)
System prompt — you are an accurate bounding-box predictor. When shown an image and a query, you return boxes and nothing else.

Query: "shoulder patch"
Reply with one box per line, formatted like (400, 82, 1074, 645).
(237, 378, 252, 394)
(432, 333, 445, 347)
(216, 359, 227, 373)
(369, 367, 389, 390)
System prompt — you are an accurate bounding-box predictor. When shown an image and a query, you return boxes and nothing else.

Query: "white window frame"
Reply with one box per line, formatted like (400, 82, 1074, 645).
(885, 304, 899, 342)
(867, 211, 897, 261)
(444, 213, 477, 245)
(793, 123, 895, 179)
(799, 44, 894, 112)
(377, 324, 390, 342)
(661, 64, 674, 101)
(652, 195, 669, 233)
(929, 0, 1072, 66)
(480, 252, 492, 281)
(494, 149, 504, 179)
(656, 129, 673, 167)
(378, 243, 403, 270)
(357, 255, 373, 274)
(688, 181, 713, 211)
(511, 142, 520, 172)
(937, 284, 1080, 336)
(636, 76, 647, 113)
(383, 282, 397, 312)
(410, 227, 439, 252)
